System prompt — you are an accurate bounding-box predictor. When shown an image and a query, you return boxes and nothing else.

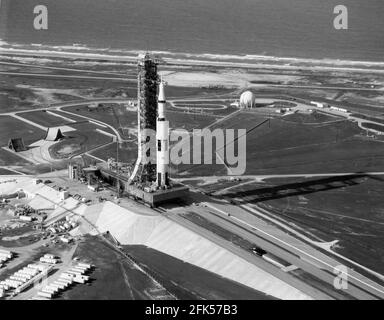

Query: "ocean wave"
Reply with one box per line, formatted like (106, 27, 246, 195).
(1, 40, 384, 69)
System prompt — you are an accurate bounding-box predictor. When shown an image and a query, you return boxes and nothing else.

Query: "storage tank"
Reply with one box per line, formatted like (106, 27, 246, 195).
(239, 91, 256, 109)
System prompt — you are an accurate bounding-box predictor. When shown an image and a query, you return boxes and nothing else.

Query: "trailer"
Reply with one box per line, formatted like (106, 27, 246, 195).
(73, 277, 86, 284)
(60, 273, 74, 280)
(40, 257, 58, 264)
(71, 267, 86, 274)
(10, 276, 27, 282)
(21, 268, 39, 276)
(0, 252, 12, 259)
(73, 265, 88, 271)
(31, 296, 49, 300)
(0, 284, 9, 290)
(37, 291, 52, 299)
(42, 287, 57, 294)
(66, 270, 83, 276)
(51, 282, 67, 290)
(28, 264, 46, 271)
(57, 277, 72, 285)
(5, 280, 22, 288)
(48, 283, 63, 291)
(14, 273, 32, 280)
(78, 263, 92, 269)
(0, 250, 13, 258)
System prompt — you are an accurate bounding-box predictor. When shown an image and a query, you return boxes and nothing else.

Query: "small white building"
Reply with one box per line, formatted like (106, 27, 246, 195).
(59, 191, 69, 201)
(310, 101, 324, 108)
(60, 236, 72, 244)
(19, 215, 32, 222)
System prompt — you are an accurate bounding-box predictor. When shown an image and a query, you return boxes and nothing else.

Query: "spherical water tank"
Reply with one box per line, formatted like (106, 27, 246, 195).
(240, 91, 255, 108)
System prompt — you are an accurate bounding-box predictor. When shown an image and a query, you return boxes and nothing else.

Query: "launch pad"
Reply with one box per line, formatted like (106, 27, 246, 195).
(72, 53, 189, 208)
(125, 184, 188, 208)
(97, 165, 188, 208)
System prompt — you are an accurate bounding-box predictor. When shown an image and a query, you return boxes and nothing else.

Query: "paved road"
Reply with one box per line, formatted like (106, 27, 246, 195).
(179, 174, 384, 285)
(171, 191, 384, 299)
(0, 98, 132, 143)
(0, 167, 25, 175)
(161, 208, 330, 300)
(175, 204, 362, 299)
(245, 203, 384, 282)
(10, 114, 48, 131)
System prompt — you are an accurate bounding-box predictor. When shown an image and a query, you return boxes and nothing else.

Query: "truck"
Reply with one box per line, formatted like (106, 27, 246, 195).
(251, 246, 267, 257)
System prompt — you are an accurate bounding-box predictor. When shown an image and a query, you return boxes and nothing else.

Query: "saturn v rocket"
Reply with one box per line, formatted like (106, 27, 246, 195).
(156, 80, 170, 187)
(128, 54, 170, 188)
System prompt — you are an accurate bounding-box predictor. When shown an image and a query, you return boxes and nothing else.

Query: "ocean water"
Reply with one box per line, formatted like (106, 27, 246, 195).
(0, 0, 383, 62)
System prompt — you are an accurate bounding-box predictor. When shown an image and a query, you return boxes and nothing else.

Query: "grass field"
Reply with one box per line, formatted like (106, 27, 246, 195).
(0, 225, 41, 247)
(281, 111, 341, 124)
(58, 234, 272, 300)
(167, 110, 220, 132)
(17, 110, 77, 127)
(0, 149, 30, 166)
(62, 104, 136, 138)
(59, 235, 172, 300)
(0, 116, 45, 147)
(0, 168, 19, 175)
(126, 244, 273, 300)
(166, 85, 236, 99)
(50, 110, 92, 122)
(256, 176, 384, 275)
(176, 111, 384, 177)
(15, 161, 68, 175)
(171, 100, 237, 116)
(0, 85, 37, 112)
(63, 104, 222, 134)
(49, 124, 113, 159)
(351, 114, 384, 125)
(89, 141, 137, 163)
(197, 173, 384, 278)
(361, 122, 384, 133)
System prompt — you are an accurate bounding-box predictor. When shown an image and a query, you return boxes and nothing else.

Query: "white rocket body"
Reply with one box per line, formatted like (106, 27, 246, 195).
(156, 81, 170, 187)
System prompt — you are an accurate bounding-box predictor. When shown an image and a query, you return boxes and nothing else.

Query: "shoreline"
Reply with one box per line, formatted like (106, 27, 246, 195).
(1, 41, 384, 73)
(2, 48, 384, 75)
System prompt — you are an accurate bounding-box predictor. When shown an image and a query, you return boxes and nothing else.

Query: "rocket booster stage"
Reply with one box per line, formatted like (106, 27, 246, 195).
(156, 80, 170, 187)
